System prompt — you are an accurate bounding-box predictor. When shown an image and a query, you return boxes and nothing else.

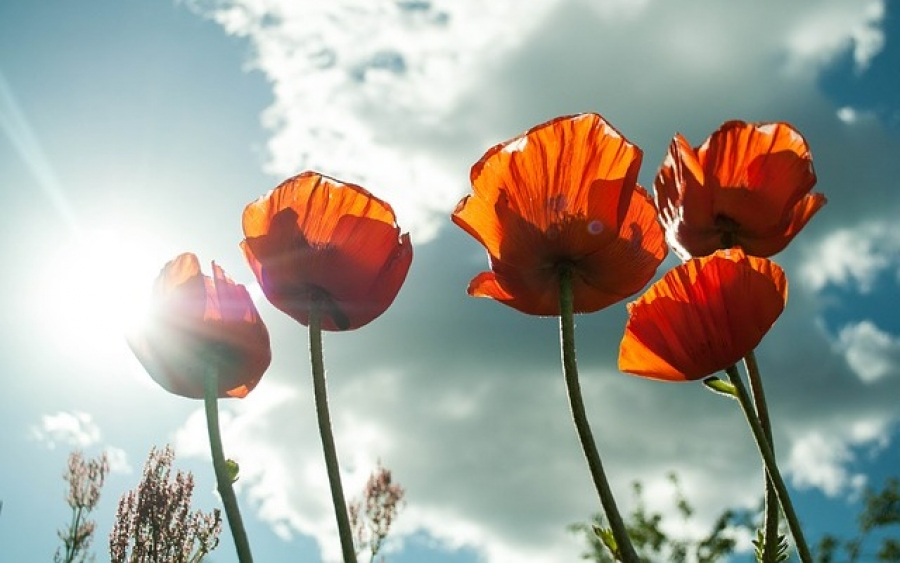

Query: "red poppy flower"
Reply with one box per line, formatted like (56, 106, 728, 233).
(127, 253, 271, 399)
(618, 248, 787, 381)
(241, 172, 413, 331)
(655, 120, 826, 259)
(452, 113, 668, 315)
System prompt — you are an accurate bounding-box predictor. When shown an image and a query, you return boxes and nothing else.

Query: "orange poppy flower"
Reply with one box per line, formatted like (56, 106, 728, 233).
(241, 172, 413, 331)
(452, 113, 668, 315)
(127, 253, 272, 399)
(618, 248, 787, 381)
(655, 120, 826, 259)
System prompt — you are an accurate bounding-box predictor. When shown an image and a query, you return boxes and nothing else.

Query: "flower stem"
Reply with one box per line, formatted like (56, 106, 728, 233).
(724, 364, 811, 562)
(744, 350, 780, 559)
(204, 366, 254, 562)
(309, 298, 358, 563)
(558, 266, 639, 563)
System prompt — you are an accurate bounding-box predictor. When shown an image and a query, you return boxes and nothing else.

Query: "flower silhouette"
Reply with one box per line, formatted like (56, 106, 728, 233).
(655, 120, 826, 259)
(241, 172, 413, 331)
(128, 253, 271, 399)
(618, 248, 787, 381)
(452, 113, 667, 315)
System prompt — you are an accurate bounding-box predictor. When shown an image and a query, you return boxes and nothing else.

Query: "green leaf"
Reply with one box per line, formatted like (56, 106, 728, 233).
(593, 525, 621, 561)
(753, 529, 790, 562)
(703, 376, 737, 398)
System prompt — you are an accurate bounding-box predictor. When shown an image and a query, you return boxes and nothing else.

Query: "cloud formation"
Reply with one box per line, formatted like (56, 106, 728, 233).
(801, 220, 900, 293)
(31, 411, 101, 449)
(837, 321, 900, 383)
(31, 411, 133, 474)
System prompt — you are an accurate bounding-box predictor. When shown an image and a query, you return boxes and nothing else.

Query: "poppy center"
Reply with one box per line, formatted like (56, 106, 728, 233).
(310, 286, 351, 330)
(715, 215, 740, 248)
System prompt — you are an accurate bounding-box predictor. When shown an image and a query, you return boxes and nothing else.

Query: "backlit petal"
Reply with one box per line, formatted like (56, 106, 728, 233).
(128, 254, 271, 399)
(453, 114, 666, 316)
(655, 120, 824, 259)
(618, 249, 786, 381)
(242, 171, 412, 331)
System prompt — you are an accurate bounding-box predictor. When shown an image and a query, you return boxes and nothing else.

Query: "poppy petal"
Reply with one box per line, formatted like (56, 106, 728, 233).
(703, 122, 817, 233)
(242, 171, 412, 331)
(128, 254, 271, 399)
(453, 114, 666, 316)
(457, 114, 642, 257)
(655, 121, 823, 259)
(618, 249, 786, 381)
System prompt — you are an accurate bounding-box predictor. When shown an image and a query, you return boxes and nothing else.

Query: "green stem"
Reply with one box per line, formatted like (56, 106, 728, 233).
(309, 298, 358, 563)
(744, 351, 780, 560)
(204, 366, 254, 563)
(724, 365, 811, 562)
(558, 266, 639, 563)
(62, 505, 83, 562)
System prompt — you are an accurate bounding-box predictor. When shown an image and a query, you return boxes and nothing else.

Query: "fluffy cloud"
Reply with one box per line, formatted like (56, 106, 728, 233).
(186, 0, 890, 243)
(801, 220, 900, 293)
(31, 411, 101, 449)
(185, 0, 558, 242)
(177, 0, 900, 560)
(837, 320, 900, 383)
(31, 411, 134, 474)
(783, 0, 885, 74)
(787, 416, 891, 496)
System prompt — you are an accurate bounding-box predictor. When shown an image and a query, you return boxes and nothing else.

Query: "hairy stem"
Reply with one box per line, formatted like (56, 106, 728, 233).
(725, 365, 811, 562)
(744, 350, 780, 559)
(558, 266, 639, 563)
(204, 367, 254, 562)
(309, 298, 358, 563)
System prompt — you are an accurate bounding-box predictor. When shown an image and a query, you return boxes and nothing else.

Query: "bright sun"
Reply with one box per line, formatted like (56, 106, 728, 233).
(33, 226, 167, 363)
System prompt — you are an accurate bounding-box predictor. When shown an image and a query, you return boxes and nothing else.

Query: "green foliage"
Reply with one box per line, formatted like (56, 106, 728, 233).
(751, 529, 789, 562)
(594, 525, 621, 561)
(569, 473, 747, 562)
(572, 475, 900, 563)
(815, 477, 900, 562)
(702, 376, 737, 399)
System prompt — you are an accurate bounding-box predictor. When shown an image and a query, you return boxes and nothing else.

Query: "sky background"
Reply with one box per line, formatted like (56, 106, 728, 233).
(2, 0, 900, 561)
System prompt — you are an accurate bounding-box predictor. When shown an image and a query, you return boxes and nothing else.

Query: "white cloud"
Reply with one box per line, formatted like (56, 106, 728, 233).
(185, 0, 888, 245)
(786, 416, 892, 497)
(105, 446, 134, 474)
(787, 432, 856, 496)
(784, 0, 885, 74)
(800, 220, 900, 293)
(836, 106, 858, 123)
(30, 411, 133, 474)
(186, 0, 558, 243)
(837, 320, 900, 383)
(30, 411, 101, 449)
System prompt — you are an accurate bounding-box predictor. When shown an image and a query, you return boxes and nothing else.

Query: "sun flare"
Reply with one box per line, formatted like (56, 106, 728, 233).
(32, 226, 169, 362)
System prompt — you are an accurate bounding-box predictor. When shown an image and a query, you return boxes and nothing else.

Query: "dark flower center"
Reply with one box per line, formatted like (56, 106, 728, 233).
(715, 215, 739, 248)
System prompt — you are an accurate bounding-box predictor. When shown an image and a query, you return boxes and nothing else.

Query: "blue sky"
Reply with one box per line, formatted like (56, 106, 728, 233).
(2, 1, 899, 561)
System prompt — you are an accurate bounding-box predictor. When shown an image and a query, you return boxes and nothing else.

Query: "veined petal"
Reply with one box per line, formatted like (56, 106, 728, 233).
(618, 249, 786, 381)
(242, 171, 412, 331)
(467, 268, 558, 316)
(465, 114, 641, 237)
(243, 172, 397, 244)
(739, 192, 829, 257)
(656, 120, 824, 259)
(575, 184, 669, 311)
(454, 114, 664, 316)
